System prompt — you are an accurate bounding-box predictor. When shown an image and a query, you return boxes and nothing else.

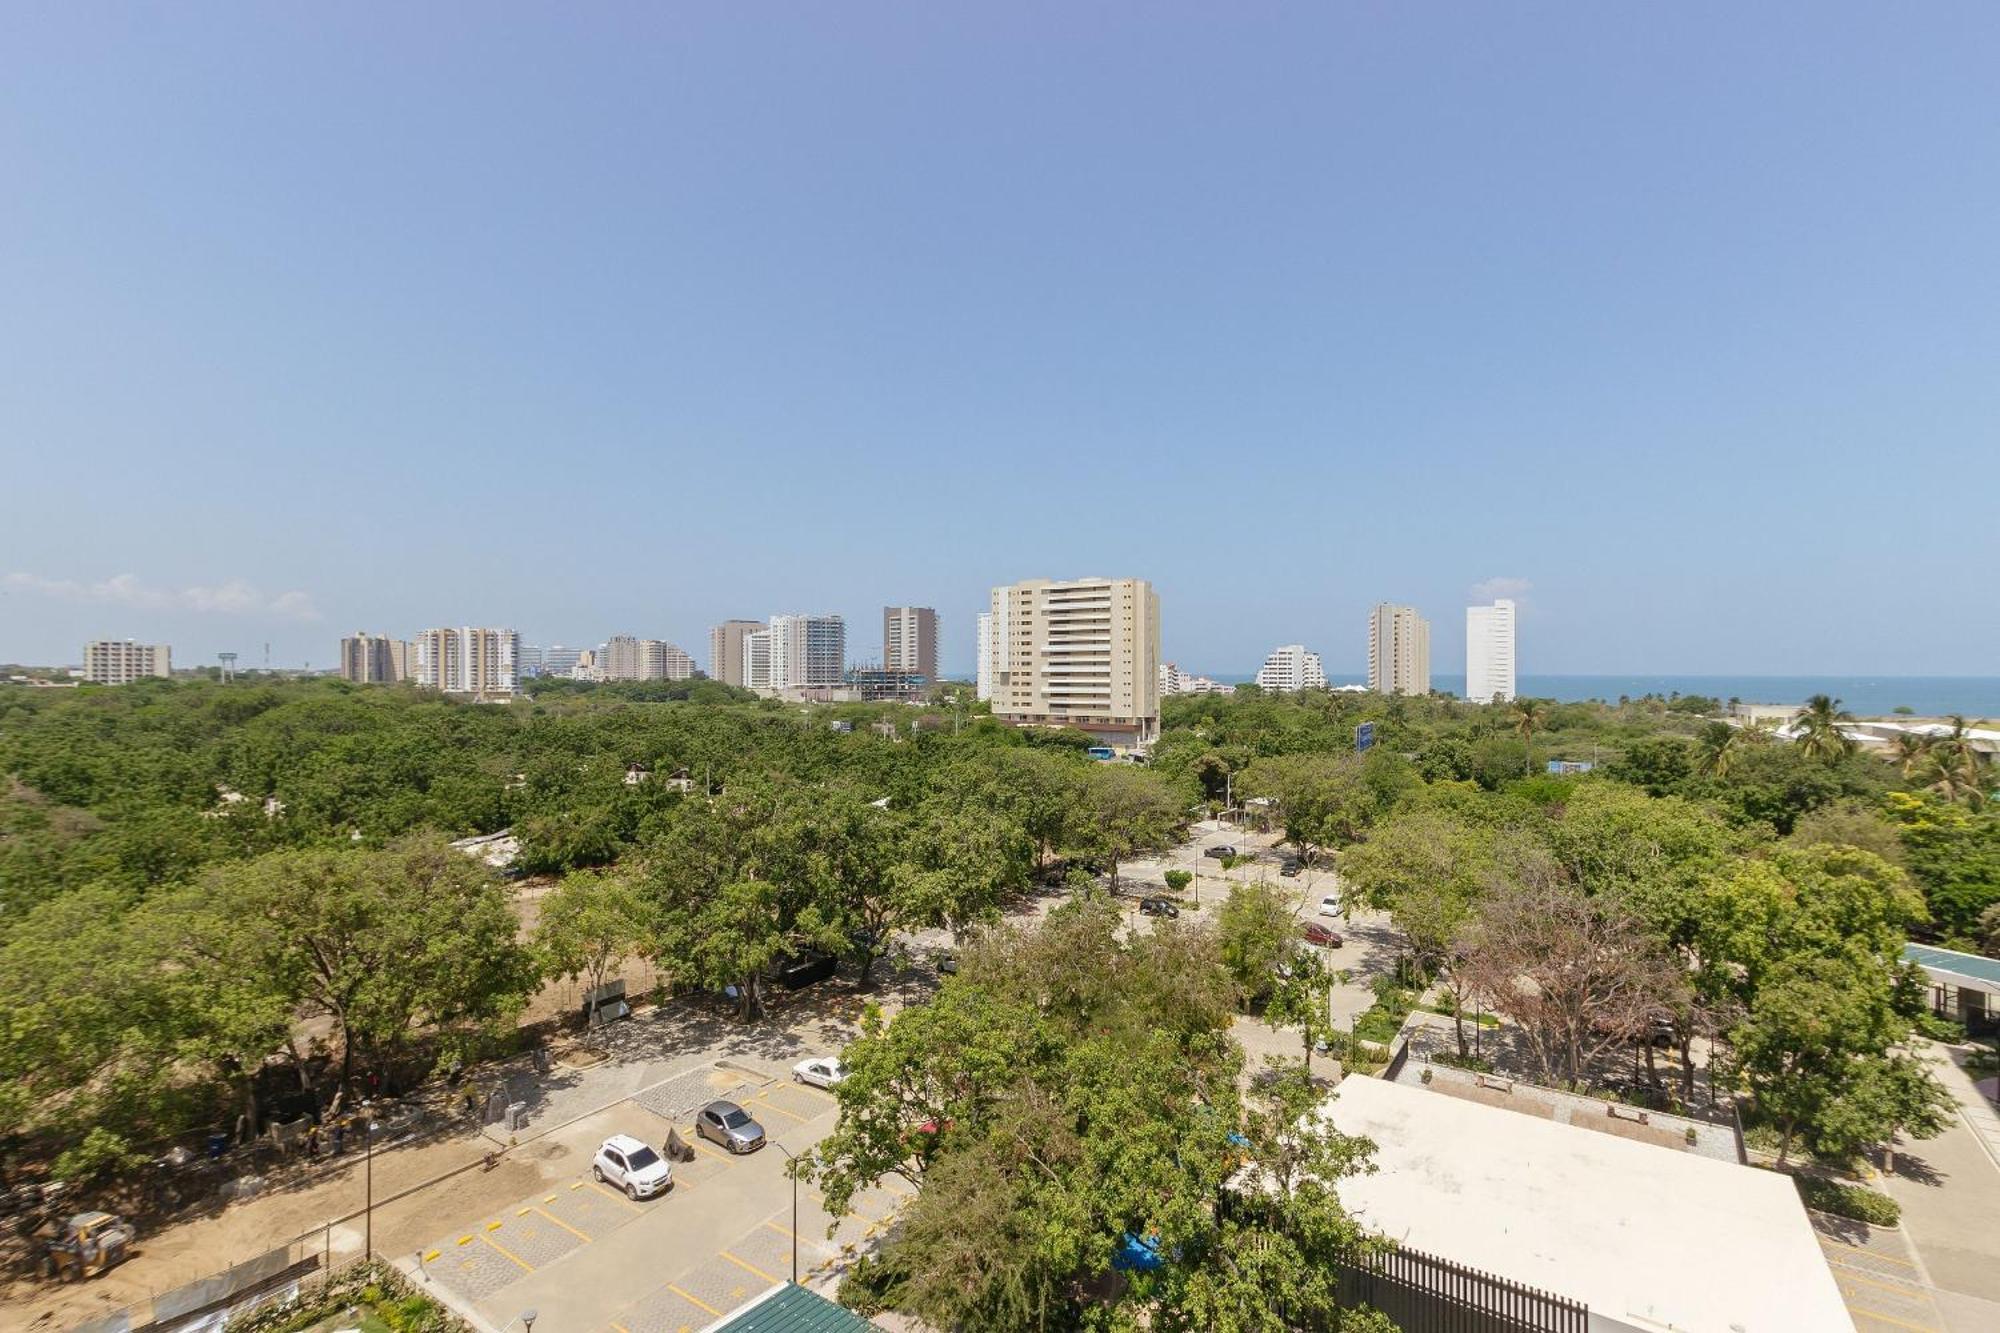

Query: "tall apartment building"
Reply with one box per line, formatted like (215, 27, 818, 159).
(338, 632, 410, 684)
(985, 577, 1160, 748)
(882, 606, 939, 683)
(1255, 644, 1328, 693)
(413, 627, 519, 697)
(1465, 599, 1518, 704)
(741, 629, 774, 691)
(747, 615, 845, 693)
(708, 620, 764, 688)
(1368, 604, 1431, 696)
(603, 635, 696, 682)
(83, 640, 171, 684)
(975, 612, 996, 701)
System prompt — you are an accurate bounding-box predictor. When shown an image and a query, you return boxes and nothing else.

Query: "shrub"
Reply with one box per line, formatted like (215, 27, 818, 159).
(1913, 1011, 1968, 1044)
(1164, 869, 1193, 894)
(1794, 1177, 1901, 1226)
(1431, 1050, 1495, 1074)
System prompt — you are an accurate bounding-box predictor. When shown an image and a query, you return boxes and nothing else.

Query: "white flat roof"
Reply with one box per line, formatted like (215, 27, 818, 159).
(1322, 1077, 1851, 1333)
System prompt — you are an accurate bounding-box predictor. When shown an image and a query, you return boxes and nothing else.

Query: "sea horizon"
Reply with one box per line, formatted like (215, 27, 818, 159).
(1181, 673, 2000, 718)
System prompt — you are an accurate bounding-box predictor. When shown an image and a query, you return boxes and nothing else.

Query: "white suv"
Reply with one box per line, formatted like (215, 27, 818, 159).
(592, 1134, 672, 1199)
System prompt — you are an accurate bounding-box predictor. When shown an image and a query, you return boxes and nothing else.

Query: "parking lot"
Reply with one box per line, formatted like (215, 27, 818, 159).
(404, 1059, 909, 1333)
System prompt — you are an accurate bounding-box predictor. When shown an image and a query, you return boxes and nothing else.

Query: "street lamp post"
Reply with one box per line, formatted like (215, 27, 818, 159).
(771, 1143, 800, 1283)
(363, 1112, 375, 1261)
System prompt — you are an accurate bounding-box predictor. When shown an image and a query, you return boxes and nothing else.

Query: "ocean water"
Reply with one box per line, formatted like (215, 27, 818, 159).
(1204, 674, 2000, 718)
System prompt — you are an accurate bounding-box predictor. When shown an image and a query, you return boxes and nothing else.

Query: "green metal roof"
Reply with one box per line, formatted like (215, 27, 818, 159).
(1904, 942, 2000, 995)
(704, 1283, 880, 1333)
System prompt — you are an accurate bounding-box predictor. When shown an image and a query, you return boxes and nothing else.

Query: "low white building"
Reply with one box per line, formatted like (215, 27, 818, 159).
(1317, 1076, 1851, 1333)
(1254, 644, 1326, 692)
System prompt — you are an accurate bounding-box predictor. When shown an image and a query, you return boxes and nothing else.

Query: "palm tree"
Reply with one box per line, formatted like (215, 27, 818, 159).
(1791, 694, 1854, 763)
(1511, 698, 1548, 774)
(1888, 730, 1934, 779)
(1694, 722, 1742, 779)
(1923, 716, 1991, 807)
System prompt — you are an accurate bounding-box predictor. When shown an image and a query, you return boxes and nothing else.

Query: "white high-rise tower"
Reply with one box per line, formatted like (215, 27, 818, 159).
(1465, 599, 1517, 704)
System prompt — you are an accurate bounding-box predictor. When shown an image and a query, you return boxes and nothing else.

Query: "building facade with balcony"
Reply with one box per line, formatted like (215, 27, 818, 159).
(985, 577, 1160, 748)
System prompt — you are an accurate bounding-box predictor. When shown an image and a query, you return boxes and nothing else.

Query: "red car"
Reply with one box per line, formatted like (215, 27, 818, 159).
(1299, 921, 1343, 948)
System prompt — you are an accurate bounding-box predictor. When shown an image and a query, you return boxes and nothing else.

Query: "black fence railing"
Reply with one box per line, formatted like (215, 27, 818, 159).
(1337, 1244, 1588, 1333)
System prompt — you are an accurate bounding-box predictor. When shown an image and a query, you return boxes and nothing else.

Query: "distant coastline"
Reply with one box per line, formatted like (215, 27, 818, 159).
(1186, 674, 2000, 718)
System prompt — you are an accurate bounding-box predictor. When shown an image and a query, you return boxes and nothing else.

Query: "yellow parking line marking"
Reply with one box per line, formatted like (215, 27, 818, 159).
(791, 1082, 836, 1100)
(1840, 1296, 1936, 1328)
(536, 1205, 590, 1242)
(480, 1232, 533, 1272)
(749, 1098, 808, 1122)
(684, 1133, 734, 1161)
(456, 1235, 474, 1246)
(611, 1323, 632, 1333)
(423, 1249, 440, 1262)
(667, 1284, 721, 1317)
(592, 1180, 644, 1211)
(1834, 1269, 1927, 1298)
(763, 1221, 799, 1240)
(719, 1250, 779, 1284)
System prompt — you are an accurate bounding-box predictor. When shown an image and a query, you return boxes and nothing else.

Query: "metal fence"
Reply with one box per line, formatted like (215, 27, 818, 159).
(65, 1228, 361, 1333)
(1337, 1244, 1588, 1333)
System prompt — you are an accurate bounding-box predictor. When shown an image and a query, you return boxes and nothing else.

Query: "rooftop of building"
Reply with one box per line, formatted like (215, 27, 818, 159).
(700, 1282, 878, 1332)
(1320, 1075, 1849, 1333)
(1904, 941, 2000, 995)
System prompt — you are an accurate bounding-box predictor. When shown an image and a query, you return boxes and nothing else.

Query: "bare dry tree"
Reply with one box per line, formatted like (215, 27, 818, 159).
(1460, 850, 1684, 1089)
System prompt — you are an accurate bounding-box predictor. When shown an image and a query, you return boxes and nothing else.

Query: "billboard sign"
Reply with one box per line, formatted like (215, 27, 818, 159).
(1355, 722, 1375, 753)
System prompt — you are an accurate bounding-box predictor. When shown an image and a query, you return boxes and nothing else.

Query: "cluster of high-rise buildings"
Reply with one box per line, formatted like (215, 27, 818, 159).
(76, 585, 1514, 721)
(1365, 599, 1516, 701)
(327, 607, 943, 703)
(1148, 596, 1517, 707)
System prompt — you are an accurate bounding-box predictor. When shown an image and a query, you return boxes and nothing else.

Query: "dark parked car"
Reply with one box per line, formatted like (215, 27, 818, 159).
(1138, 896, 1180, 918)
(780, 953, 837, 990)
(1299, 921, 1343, 948)
(1278, 858, 1303, 877)
(1203, 845, 1238, 860)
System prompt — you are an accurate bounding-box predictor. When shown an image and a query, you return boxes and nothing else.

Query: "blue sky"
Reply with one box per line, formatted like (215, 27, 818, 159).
(3, 5, 1996, 678)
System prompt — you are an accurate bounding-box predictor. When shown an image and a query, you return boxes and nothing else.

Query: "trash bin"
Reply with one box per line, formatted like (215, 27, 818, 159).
(206, 1132, 229, 1159)
(505, 1101, 529, 1132)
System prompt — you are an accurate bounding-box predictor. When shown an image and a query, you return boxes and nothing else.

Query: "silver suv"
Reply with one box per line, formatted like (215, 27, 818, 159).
(592, 1134, 672, 1199)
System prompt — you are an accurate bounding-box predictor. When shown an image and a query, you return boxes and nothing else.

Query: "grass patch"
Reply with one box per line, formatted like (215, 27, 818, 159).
(1348, 979, 1418, 1046)
(1794, 1176, 1901, 1227)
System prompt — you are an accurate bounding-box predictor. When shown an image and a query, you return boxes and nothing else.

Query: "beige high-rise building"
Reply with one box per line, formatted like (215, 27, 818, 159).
(984, 577, 1160, 748)
(882, 606, 939, 682)
(708, 620, 764, 687)
(413, 627, 519, 697)
(603, 635, 697, 683)
(1368, 604, 1431, 696)
(339, 632, 410, 684)
(83, 640, 171, 684)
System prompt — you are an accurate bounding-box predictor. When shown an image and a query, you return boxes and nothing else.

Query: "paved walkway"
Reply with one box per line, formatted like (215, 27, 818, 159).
(1870, 1042, 2000, 1331)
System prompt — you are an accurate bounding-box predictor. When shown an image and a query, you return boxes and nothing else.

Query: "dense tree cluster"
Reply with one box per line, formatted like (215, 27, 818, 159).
(0, 680, 1181, 1174)
(810, 894, 1391, 1332)
(1, 673, 1993, 1238)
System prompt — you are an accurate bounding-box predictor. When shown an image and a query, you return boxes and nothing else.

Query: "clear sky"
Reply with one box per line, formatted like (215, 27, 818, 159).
(3, 5, 1996, 678)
